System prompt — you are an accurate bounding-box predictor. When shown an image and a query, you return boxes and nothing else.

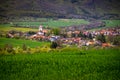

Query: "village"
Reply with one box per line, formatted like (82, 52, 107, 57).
(5, 24, 120, 48)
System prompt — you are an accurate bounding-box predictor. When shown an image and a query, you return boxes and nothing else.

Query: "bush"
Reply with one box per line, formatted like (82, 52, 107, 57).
(107, 35, 120, 45)
(96, 34, 106, 43)
(4, 44, 14, 53)
(113, 36, 120, 45)
(50, 42, 58, 49)
(22, 44, 27, 51)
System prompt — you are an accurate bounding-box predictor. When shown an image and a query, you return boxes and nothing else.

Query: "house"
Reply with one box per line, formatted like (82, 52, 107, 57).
(49, 36, 60, 42)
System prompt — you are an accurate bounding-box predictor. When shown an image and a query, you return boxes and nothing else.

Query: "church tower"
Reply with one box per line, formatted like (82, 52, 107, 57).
(39, 25, 43, 31)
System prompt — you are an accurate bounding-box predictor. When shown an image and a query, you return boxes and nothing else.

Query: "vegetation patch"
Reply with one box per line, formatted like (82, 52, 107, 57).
(0, 37, 50, 48)
(0, 48, 120, 80)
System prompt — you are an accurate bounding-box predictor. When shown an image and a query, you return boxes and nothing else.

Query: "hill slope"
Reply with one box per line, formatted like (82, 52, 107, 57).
(0, 0, 120, 21)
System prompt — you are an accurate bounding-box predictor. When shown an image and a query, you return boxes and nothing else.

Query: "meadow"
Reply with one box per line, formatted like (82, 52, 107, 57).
(0, 37, 50, 48)
(0, 19, 120, 33)
(0, 47, 120, 80)
(12, 19, 89, 28)
(0, 19, 89, 32)
(11, 19, 120, 28)
(103, 20, 120, 27)
(0, 24, 38, 32)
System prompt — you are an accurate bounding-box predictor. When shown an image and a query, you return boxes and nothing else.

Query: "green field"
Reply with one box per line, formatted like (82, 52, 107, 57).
(0, 38, 120, 80)
(12, 19, 120, 28)
(0, 19, 120, 32)
(0, 19, 89, 32)
(12, 19, 90, 28)
(0, 48, 120, 80)
(0, 37, 50, 48)
(0, 24, 38, 32)
(103, 20, 120, 27)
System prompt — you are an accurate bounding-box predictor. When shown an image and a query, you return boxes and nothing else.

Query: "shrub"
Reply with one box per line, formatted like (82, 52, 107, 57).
(96, 34, 106, 43)
(22, 44, 27, 51)
(113, 36, 120, 45)
(50, 42, 58, 49)
(4, 44, 14, 53)
(13, 46, 23, 54)
(14, 35, 20, 39)
(107, 35, 120, 45)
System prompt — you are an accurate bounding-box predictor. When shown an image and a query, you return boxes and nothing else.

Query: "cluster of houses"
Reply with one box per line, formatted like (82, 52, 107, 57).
(28, 25, 120, 47)
(60, 27, 120, 47)
(5, 24, 120, 47)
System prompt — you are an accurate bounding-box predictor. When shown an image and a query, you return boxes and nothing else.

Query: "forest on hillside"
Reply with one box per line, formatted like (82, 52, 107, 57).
(0, 0, 120, 23)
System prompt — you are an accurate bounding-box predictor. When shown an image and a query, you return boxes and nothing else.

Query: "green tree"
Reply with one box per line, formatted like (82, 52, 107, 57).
(50, 42, 58, 48)
(22, 44, 27, 51)
(51, 28, 60, 35)
(88, 33, 93, 39)
(78, 31, 83, 37)
(96, 34, 106, 43)
(107, 35, 120, 45)
(113, 36, 120, 45)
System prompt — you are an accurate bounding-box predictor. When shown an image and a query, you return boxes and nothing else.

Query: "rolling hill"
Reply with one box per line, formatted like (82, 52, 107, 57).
(0, 0, 120, 22)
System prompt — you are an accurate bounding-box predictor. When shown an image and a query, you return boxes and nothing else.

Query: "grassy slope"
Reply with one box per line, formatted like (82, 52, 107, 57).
(0, 24, 38, 32)
(88, 20, 120, 31)
(0, 37, 50, 48)
(0, 19, 120, 32)
(103, 20, 120, 27)
(0, 48, 120, 80)
(0, 19, 89, 32)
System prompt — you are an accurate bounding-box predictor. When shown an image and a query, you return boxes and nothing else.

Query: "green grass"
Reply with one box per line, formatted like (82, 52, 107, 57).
(0, 19, 89, 32)
(12, 19, 120, 28)
(0, 24, 38, 32)
(1, 19, 120, 32)
(0, 48, 120, 80)
(12, 19, 90, 28)
(0, 37, 50, 48)
(103, 20, 120, 27)
(1, 19, 120, 33)
(89, 20, 120, 31)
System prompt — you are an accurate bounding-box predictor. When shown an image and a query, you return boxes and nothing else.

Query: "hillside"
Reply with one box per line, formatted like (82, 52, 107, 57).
(0, 0, 120, 22)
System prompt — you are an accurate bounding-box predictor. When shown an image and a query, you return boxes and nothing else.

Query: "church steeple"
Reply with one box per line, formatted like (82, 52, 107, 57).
(39, 25, 43, 31)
